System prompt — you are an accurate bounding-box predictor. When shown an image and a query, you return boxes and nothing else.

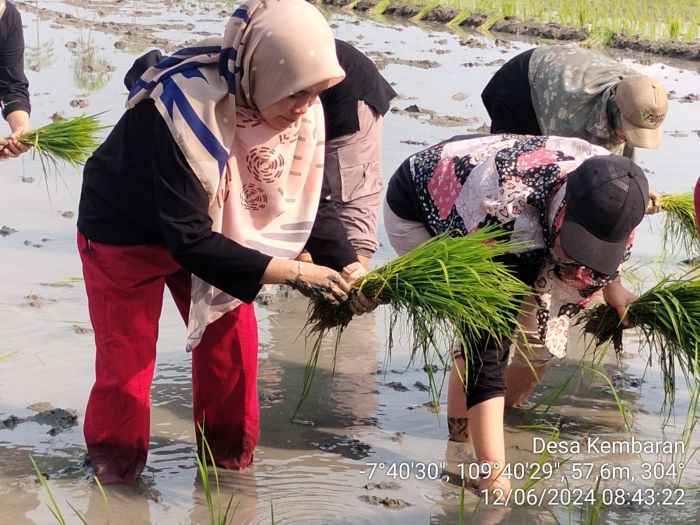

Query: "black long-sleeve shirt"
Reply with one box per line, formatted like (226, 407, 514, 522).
(319, 39, 396, 141)
(78, 99, 357, 303)
(0, 2, 30, 119)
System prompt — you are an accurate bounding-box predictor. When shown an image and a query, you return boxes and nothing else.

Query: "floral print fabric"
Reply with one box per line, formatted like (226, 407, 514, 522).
(409, 134, 631, 358)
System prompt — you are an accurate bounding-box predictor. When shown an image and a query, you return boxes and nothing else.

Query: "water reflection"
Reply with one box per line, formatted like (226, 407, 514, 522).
(25, 3, 55, 73)
(70, 30, 114, 92)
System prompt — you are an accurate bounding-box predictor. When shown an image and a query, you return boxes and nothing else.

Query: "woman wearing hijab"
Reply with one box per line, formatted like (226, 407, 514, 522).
(384, 134, 648, 497)
(0, 0, 31, 158)
(77, 0, 370, 485)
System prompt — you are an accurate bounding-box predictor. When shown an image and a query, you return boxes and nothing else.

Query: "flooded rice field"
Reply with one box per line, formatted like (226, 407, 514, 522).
(1, 1, 699, 524)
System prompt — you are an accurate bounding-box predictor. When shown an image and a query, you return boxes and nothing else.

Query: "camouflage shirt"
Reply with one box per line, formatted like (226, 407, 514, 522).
(529, 44, 636, 155)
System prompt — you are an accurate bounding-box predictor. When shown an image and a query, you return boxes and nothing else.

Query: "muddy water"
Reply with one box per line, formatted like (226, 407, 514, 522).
(1, 2, 699, 524)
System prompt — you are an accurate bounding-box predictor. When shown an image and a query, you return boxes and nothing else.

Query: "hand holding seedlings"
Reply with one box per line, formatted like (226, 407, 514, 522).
(646, 189, 662, 214)
(340, 261, 379, 315)
(287, 261, 350, 305)
(0, 128, 30, 159)
(602, 277, 638, 328)
(658, 191, 699, 256)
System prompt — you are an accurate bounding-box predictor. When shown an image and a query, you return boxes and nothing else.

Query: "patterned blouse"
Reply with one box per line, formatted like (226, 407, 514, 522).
(402, 134, 633, 358)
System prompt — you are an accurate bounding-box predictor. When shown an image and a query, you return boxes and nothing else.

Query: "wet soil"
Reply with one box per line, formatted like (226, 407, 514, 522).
(1, 2, 699, 524)
(319, 0, 700, 61)
(3, 404, 78, 436)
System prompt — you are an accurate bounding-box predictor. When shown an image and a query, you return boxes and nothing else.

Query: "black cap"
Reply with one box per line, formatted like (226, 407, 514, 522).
(560, 155, 649, 276)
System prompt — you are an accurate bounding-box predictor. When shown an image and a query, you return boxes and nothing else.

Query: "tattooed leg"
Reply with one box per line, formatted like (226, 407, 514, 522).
(448, 416, 469, 442)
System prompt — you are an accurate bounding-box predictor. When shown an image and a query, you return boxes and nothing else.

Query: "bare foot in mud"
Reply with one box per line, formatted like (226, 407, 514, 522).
(478, 473, 510, 497)
(133, 476, 163, 503)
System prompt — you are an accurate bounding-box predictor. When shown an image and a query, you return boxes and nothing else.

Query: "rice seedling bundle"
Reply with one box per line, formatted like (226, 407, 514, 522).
(6, 114, 106, 172)
(296, 227, 531, 413)
(577, 272, 700, 410)
(659, 191, 699, 257)
(308, 227, 529, 340)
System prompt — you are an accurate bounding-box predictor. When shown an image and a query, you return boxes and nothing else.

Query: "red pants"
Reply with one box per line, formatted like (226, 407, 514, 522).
(78, 232, 259, 484)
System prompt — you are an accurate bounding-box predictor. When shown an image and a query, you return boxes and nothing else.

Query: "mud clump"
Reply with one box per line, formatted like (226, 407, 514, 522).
(323, 0, 354, 6)
(385, 381, 409, 392)
(671, 92, 700, 103)
(364, 481, 401, 490)
(608, 33, 700, 61)
(490, 17, 587, 41)
(458, 13, 488, 27)
(0, 225, 17, 237)
(2, 405, 78, 435)
(360, 494, 413, 509)
(383, 3, 421, 17)
(423, 6, 457, 23)
(353, 0, 377, 12)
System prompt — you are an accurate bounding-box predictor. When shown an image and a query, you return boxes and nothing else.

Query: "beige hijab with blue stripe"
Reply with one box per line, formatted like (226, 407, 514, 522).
(127, 0, 345, 349)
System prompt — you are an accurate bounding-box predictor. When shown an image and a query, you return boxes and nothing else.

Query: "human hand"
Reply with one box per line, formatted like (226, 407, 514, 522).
(602, 278, 637, 328)
(290, 261, 350, 305)
(341, 261, 384, 315)
(341, 261, 366, 285)
(646, 188, 662, 214)
(0, 128, 30, 159)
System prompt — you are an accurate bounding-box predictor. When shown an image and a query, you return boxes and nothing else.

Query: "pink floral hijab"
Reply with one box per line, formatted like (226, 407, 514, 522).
(126, 0, 345, 348)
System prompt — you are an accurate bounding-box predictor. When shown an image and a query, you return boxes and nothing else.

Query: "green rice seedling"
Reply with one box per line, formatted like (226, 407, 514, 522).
(521, 423, 561, 491)
(29, 454, 108, 524)
(584, 27, 615, 48)
(458, 478, 466, 525)
(577, 271, 700, 413)
(29, 454, 71, 525)
(8, 114, 107, 176)
(196, 423, 238, 525)
(668, 18, 681, 40)
(297, 227, 530, 414)
(584, 476, 604, 525)
(659, 191, 699, 257)
(369, 0, 390, 15)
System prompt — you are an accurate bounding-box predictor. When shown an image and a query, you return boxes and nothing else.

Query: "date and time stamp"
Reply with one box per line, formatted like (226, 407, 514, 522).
(360, 437, 690, 507)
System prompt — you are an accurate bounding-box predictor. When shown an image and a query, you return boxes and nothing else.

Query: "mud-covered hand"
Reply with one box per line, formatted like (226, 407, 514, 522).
(602, 277, 637, 328)
(290, 261, 351, 305)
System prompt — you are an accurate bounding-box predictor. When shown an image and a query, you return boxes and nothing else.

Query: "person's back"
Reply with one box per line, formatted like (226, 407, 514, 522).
(316, 39, 397, 267)
(481, 44, 668, 156)
(528, 45, 633, 149)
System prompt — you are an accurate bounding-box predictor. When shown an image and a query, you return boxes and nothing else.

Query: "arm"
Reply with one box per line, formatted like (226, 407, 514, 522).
(0, 109, 30, 158)
(151, 116, 353, 304)
(304, 173, 359, 270)
(0, 5, 31, 158)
